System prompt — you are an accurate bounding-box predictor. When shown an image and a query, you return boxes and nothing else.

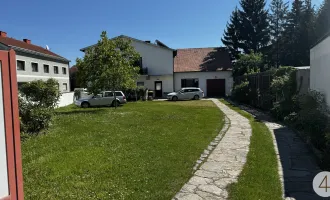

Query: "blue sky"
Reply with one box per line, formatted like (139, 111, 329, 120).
(0, 0, 322, 66)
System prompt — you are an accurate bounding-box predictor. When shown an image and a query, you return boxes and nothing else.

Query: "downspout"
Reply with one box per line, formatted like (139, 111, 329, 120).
(173, 50, 177, 92)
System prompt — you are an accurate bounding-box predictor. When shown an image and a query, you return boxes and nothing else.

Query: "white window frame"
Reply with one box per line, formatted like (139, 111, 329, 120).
(63, 83, 68, 91)
(31, 62, 39, 72)
(43, 64, 50, 73)
(62, 67, 67, 75)
(54, 66, 59, 74)
(16, 60, 26, 71)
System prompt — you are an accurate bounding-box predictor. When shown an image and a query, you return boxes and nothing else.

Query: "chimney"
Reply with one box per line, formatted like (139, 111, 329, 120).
(23, 39, 31, 44)
(0, 31, 7, 37)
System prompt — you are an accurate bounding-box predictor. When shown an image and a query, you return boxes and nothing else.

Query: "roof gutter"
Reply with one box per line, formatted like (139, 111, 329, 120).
(10, 45, 70, 63)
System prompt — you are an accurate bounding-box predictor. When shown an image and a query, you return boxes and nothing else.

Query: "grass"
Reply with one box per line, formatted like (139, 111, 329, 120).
(22, 100, 224, 200)
(219, 99, 282, 200)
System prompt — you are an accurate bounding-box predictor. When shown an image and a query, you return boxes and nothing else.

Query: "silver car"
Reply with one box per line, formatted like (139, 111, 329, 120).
(167, 87, 204, 101)
(75, 91, 127, 108)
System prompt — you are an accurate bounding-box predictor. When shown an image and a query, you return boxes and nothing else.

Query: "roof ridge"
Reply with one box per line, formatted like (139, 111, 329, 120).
(177, 47, 224, 50)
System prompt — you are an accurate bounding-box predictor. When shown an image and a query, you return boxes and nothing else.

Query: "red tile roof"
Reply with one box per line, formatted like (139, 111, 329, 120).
(0, 36, 67, 60)
(174, 47, 232, 72)
(69, 66, 78, 73)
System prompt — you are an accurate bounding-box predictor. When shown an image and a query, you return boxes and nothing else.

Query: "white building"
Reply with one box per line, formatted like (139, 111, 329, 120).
(81, 35, 233, 98)
(0, 31, 70, 92)
(310, 33, 330, 106)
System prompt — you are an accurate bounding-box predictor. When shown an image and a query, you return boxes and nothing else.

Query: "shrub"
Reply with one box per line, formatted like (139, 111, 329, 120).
(19, 79, 60, 134)
(293, 90, 329, 149)
(233, 52, 264, 78)
(232, 81, 250, 104)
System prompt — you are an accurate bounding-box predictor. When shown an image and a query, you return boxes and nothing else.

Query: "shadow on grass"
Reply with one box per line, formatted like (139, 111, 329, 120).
(55, 109, 107, 116)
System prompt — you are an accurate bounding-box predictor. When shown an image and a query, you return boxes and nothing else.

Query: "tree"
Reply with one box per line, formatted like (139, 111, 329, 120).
(269, 0, 289, 67)
(300, 0, 316, 65)
(315, 0, 330, 41)
(238, 0, 270, 54)
(221, 8, 241, 60)
(233, 52, 264, 78)
(76, 31, 140, 107)
(281, 0, 304, 66)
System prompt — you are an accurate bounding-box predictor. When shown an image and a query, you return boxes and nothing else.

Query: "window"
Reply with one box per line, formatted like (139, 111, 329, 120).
(63, 83, 68, 91)
(17, 60, 25, 71)
(62, 67, 67, 74)
(115, 92, 123, 96)
(44, 64, 49, 73)
(54, 66, 59, 74)
(31, 62, 38, 72)
(181, 78, 199, 88)
(137, 82, 144, 87)
(104, 92, 113, 97)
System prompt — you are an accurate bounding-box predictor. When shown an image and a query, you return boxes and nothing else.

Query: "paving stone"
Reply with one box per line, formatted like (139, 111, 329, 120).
(174, 99, 252, 199)
(174, 193, 203, 200)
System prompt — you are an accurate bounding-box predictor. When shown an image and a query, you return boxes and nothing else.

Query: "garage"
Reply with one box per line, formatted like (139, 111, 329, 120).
(206, 79, 225, 97)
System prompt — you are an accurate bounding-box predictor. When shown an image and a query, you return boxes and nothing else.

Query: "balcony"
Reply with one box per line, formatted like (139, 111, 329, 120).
(139, 67, 148, 75)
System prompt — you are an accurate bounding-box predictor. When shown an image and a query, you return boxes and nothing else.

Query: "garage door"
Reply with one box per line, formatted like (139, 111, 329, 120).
(206, 79, 225, 97)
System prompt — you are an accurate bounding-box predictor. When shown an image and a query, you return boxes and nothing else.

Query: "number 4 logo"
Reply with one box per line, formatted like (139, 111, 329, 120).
(313, 171, 330, 197)
(319, 175, 330, 192)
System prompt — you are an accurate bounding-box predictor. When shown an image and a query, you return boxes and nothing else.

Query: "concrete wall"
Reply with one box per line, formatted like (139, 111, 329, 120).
(310, 36, 330, 105)
(57, 92, 74, 108)
(16, 53, 70, 92)
(174, 71, 233, 96)
(296, 68, 310, 94)
(136, 75, 174, 97)
(131, 40, 174, 75)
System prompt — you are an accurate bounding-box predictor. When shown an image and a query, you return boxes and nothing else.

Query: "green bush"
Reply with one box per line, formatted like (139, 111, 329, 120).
(19, 79, 60, 134)
(232, 81, 250, 104)
(293, 91, 329, 149)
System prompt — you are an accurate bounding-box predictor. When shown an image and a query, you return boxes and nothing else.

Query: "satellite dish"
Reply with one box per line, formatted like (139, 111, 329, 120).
(46, 45, 50, 50)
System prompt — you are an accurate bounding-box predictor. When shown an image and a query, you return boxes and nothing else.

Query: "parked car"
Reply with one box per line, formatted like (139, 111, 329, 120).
(75, 91, 127, 108)
(167, 87, 204, 101)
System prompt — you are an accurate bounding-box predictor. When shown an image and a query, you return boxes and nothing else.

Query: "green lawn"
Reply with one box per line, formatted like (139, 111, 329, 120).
(220, 99, 282, 200)
(22, 100, 223, 200)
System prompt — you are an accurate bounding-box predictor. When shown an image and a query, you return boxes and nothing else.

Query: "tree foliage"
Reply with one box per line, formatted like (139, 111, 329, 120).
(76, 31, 140, 95)
(233, 52, 264, 78)
(238, 0, 270, 54)
(315, 0, 330, 40)
(269, 0, 289, 67)
(221, 8, 241, 60)
(19, 79, 61, 133)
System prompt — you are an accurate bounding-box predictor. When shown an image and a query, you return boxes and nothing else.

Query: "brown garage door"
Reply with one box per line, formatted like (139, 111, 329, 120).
(206, 79, 226, 97)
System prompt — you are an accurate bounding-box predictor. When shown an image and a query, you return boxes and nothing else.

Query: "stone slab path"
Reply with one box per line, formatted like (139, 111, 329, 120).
(173, 99, 252, 200)
(237, 105, 323, 200)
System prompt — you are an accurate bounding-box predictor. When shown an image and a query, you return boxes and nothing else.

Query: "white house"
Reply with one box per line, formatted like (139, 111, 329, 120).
(0, 31, 70, 92)
(81, 35, 176, 98)
(80, 35, 233, 98)
(310, 32, 330, 106)
(174, 47, 233, 97)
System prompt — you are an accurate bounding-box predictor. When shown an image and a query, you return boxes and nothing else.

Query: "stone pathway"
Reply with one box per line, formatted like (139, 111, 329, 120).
(173, 99, 252, 200)
(237, 105, 323, 200)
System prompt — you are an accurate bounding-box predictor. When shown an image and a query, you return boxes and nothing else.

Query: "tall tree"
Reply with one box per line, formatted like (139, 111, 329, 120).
(238, 0, 270, 54)
(300, 0, 316, 65)
(269, 0, 289, 67)
(221, 8, 241, 60)
(281, 0, 304, 66)
(315, 0, 330, 41)
(76, 31, 140, 100)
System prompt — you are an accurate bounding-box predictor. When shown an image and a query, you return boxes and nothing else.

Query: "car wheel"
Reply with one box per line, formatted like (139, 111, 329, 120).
(81, 102, 90, 108)
(193, 95, 200, 100)
(112, 100, 121, 107)
(172, 96, 178, 101)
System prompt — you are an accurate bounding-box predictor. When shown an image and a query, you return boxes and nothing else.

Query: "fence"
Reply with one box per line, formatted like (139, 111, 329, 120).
(235, 71, 274, 109)
(57, 92, 75, 108)
(234, 68, 310, 110)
